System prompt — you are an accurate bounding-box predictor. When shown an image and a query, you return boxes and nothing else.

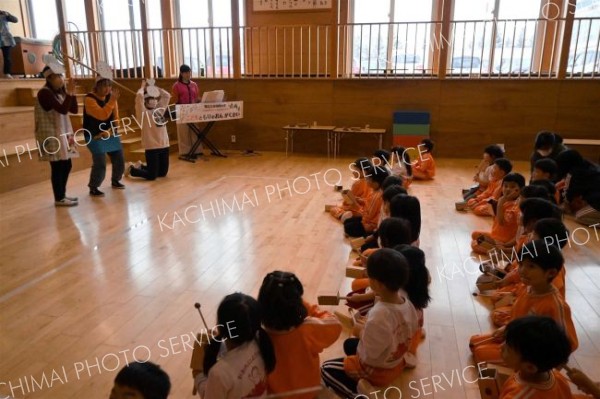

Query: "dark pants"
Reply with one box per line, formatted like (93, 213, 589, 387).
(130, 148, 169, 180)
(2, 46, 12, 75)
(89, 150, 125, 188)
(344, 216, 368, 238)
(50, 159, 72, 201)
(321, 338, 360, 397)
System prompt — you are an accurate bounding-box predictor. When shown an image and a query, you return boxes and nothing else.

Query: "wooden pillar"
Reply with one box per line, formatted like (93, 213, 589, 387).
(435, 0, 453, 78)
(533, 0, 566, 75)
(139, 0, 152, 78)
(55, 0, 71, 78)
(84, 0, 100, 71)
(328, 0, 339, 79)
(161, 0, 175, 78)
(338, 0, 351, 77)
(558, 0, 577, 78)
(231, 0, 241, 78)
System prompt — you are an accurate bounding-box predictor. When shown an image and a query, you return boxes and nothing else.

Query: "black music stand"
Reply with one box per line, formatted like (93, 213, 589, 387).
(178, 121, 227, 163)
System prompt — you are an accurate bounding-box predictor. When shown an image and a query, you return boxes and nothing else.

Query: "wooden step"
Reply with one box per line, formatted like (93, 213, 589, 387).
(0, 138, 38, 157)
(15, 88, 38, 106)
(0, 106, 35, 143)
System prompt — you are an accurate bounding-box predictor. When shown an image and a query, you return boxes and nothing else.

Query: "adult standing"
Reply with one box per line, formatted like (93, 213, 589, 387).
(34, 66, 79, 206)
(0, 9, 18, 78)
(171, 64, 201, 158)
(83, 77, 125, 197)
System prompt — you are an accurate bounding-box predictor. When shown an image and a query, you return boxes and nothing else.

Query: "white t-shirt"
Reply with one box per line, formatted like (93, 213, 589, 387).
(197, 341, 268, 399)
(135, 87, 171, 150)
(357, 295, 419, 369)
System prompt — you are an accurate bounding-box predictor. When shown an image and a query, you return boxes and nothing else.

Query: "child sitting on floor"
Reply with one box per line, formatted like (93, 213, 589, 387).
(463, 158, 513, 215)
(461, 144, 505, 201)
(193, 293, 275, 398)
(471, 173, 525, 254)
(109, 361, 171, 399)
(390, 146, 413, 187)
(327, 157, 373, 221)
(412, 139, 436, 180)
(258, 271, 342, 399)
(469, 240, 578, 365)
(499, 316, 573, 399)
(344, 165, 390, 238)
(321, 249, 418, 396)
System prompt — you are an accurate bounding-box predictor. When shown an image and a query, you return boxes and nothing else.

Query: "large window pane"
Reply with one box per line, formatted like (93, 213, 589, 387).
(392, 0, 434, 73)
(569, 0, 600, 75)
(352, 0, 391, 74)
(65, 0, 88, 31)
(29, 0, 59, 40)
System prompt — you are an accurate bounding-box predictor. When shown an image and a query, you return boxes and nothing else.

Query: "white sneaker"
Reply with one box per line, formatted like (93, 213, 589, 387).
(134, 160, 143, 169)
(4, 74, 13, 79)
(55, 198, 78, 207)
(65, 195, 78, 202)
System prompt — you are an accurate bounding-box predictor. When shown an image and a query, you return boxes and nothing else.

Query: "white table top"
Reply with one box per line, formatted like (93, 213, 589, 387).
(283, 125, 337, 130)
(333, 127, 386, 134)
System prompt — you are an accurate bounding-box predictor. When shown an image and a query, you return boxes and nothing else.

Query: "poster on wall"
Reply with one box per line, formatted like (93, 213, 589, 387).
(253, 0, 333, 11)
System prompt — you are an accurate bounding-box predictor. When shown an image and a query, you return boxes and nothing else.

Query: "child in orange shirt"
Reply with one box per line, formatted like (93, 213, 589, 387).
(491, 216, 568, 327)
(321, 249, 418, 396)
(499, 316, 573, 399)
(327, 157, 373, 221)
(470, 240, 578, 364)
(258, 271, 342, 398)
(471, 173, 525, 254)
(465, 158, 513, 216)
(461, 144, 505, 201)
(343, 165, 390, 237)
(412, 139, 436, 180)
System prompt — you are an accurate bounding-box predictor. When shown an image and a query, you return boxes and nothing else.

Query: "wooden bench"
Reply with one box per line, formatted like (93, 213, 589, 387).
(563, 139, 600, 162)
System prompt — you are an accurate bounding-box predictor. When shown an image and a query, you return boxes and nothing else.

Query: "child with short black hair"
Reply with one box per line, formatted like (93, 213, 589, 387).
(373, 149, 393, 175)
(533, 158, 558, 182)
(110, 361, 170, 399)
(470, 240, 578, 364)
(465, 158, 513, 216)
(471, 173, 526, 254)
(461, 144, 506, 200)
(344, 166, 390, 237)
(258, 271, 341, 398)
(193, 293, 275, 398)
(413, 139, 436, 180)
(321, 249, 418, 396)
(500, 316, 573, 398)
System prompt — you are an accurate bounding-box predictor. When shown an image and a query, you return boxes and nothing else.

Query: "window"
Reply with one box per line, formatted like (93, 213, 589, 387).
(351, 0, 434, 75)
(569, 0, 600, 75)
(451, 0, 541, 75)
(176, 0, 233, 77)
(65, 0, 88, 32)
(28, 0, 59, 40)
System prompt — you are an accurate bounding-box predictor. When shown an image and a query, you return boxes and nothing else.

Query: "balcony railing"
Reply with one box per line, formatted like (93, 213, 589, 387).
(64, 17, 600, 80)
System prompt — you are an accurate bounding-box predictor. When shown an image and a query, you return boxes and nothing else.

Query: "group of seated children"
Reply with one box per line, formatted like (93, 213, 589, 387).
(458, 143, 600, 398)
(319, 145, 434, 396)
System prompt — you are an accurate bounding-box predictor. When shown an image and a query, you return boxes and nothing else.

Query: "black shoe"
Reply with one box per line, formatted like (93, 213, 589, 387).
(89, 188, 105, 197)
(112, 181, 125, 189)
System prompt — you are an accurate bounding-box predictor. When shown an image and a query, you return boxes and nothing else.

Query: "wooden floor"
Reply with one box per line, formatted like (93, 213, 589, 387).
(0, 152, 598, 399)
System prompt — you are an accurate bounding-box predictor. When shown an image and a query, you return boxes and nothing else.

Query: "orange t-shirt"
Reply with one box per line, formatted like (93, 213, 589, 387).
(349, 178, 372, 212)
(490, 200, 521, 243)
(473, 178, 502, 203)
(414, 153, 436, 179)
(511, 286, 578, 351)
(266, 302, 342, 398)
(361, 190, 383, 233)
(500, 370, 573, 398)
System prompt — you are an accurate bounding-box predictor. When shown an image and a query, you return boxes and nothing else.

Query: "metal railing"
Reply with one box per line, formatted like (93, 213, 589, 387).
(64, 17, 600, 80)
